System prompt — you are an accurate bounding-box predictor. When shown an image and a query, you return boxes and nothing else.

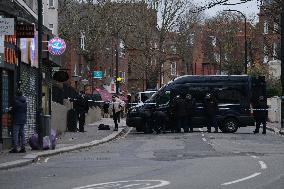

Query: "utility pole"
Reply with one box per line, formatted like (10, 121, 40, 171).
(281, 7, 284, 130)
(37, 0, 43, 149)
(115, 32, 119, 95)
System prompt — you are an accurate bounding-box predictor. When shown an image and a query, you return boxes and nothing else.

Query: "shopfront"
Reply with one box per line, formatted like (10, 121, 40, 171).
(0, 19, 17, 149)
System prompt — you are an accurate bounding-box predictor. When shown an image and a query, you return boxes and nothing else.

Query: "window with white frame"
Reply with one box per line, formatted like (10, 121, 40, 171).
(42, 2, 45, 25)
(187, 33, 194, 45)
(171, 62, 176, 76)
(80, 31, 85, 50)
(171, 45, 177, 54)
(273, 43, 277, 60)
(154, 42, 158, 49)
(49, 0, 54, 8)
(263, 20, 268, 34)
(49, 23, 53, 34)
(273, 22, 279, 33)
(263, 45, 269, 63)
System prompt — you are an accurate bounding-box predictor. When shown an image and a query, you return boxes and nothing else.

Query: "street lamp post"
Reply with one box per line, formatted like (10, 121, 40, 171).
(224, 9, 248, 74)
(281, 7, 284, 131)
(37, 0, 43, 149)
(115, 32, 119, 95)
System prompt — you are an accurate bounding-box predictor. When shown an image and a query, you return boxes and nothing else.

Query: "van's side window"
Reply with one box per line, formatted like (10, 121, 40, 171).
(217, 89, 243, 104)
(156, 91, 171, 106)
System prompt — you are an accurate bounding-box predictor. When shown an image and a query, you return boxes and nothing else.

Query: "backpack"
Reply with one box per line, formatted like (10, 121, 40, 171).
(98, 124, 110, 130)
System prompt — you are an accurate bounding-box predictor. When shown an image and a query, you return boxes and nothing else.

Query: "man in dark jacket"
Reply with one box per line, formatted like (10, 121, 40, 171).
(185, 94, 196, 132)
(253, 96, 268, 134)
(74, 91, 89, 132)
(10, 90, 27, 153)
(172, 94, 188, 133)
(204, 93, 218, 133)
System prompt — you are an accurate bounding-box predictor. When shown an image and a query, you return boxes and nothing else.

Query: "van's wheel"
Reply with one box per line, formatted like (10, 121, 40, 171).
(222, 118, 238, 133)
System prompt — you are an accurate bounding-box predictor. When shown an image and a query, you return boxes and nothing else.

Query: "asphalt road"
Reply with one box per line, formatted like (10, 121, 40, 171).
(1, 126, 284, 189)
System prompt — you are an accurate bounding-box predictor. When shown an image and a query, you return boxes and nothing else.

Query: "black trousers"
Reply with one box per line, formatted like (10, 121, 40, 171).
(113, 112, 119, 129)
(78, 113, 86, 132)
(255, 120, 266, 133)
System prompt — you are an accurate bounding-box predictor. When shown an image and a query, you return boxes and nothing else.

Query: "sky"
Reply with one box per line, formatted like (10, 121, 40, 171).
(193, 0, 261, 21)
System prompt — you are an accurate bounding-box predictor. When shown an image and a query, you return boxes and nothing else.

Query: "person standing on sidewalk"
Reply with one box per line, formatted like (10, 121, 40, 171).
(253, 96, 268, 134)
(185, 93, 196, 133)
(204, 92, 219, 133)
(74, 91, 89, 132)
(110, 95, 125, 131)
(9, 90, 27, 153)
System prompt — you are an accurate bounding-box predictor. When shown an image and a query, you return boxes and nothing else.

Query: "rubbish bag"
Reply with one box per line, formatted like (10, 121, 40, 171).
(43, 136, 50, 150)
(29, 130, 57, 150)
(29, 134, 39, 150)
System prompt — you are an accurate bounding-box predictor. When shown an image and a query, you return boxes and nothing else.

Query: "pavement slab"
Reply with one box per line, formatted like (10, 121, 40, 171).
(0, 118, 127, 170)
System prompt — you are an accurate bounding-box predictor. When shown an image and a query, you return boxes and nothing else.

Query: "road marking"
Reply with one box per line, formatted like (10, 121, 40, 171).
(44, 158, 50, 163)
(221, 172, 261, 186)
(202, 138, 207, 142)
(258, 161, 267, 170)
(72, 180, 170, 189)
(250, 155, 258, 159)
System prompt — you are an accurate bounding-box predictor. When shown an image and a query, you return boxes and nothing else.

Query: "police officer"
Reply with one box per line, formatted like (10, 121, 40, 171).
(253, 96, 268, 134)
(204, 93, 218, 133)
(172, 94, 188, 133)
(185, 94, 196, 132)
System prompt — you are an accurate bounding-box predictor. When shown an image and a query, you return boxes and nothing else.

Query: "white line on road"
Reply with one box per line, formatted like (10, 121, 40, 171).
(202, 138, 207, 142)
(221, 172, 261, 186)
(258, 161, 267, 170)
(44, 158, 49, 163)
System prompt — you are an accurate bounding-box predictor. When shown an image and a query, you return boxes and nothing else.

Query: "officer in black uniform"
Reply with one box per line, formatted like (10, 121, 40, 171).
(204, 93, 218, 133)
(253, 96, 268, 134)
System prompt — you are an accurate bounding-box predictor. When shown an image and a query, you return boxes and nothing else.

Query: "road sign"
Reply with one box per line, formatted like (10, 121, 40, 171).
(92, 71, 103, 78)
(48, 37, 66, 55)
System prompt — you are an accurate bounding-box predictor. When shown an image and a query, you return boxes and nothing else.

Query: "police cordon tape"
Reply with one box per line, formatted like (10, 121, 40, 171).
(85, 100, 278, 111)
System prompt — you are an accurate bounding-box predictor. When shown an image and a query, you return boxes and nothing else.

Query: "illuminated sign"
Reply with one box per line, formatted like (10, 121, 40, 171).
(48, 37, 66, 55)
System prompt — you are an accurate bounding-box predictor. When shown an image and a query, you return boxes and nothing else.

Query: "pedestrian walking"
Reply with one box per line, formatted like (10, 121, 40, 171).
(185, 94, 196, 132)
(253, 96, 268, 134)
(204, 92, 218, 133)
(172, 94, 188, 133)
(9, 90, 27, 153)
(110, 95, 125, 131)
(103, 101, 110, 118)
(74, 91, 89, 132)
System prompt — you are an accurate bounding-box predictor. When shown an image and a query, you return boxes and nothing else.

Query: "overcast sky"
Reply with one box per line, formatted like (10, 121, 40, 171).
(193, 0, 261, 21)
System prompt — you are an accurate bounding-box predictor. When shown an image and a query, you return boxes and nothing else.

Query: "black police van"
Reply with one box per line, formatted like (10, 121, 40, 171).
(126, 75, 266, 133)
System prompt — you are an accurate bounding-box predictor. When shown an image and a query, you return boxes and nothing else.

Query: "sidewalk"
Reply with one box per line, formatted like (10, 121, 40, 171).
(267, 122, 284, 135)
(0, 118, 128, 170)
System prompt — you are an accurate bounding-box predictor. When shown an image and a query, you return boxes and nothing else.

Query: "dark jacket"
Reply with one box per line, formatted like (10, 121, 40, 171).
(12, 96, 27, 124)
(204, 97, 218, 117)
(253, 99, 268, 121)
(172, 96, 188, 118)
(185, 98, 196, 116)
(74, 95, 89, 114)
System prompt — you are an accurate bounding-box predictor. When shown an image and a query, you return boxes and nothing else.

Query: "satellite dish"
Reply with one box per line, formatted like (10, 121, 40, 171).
(53, 70, 69, 82)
